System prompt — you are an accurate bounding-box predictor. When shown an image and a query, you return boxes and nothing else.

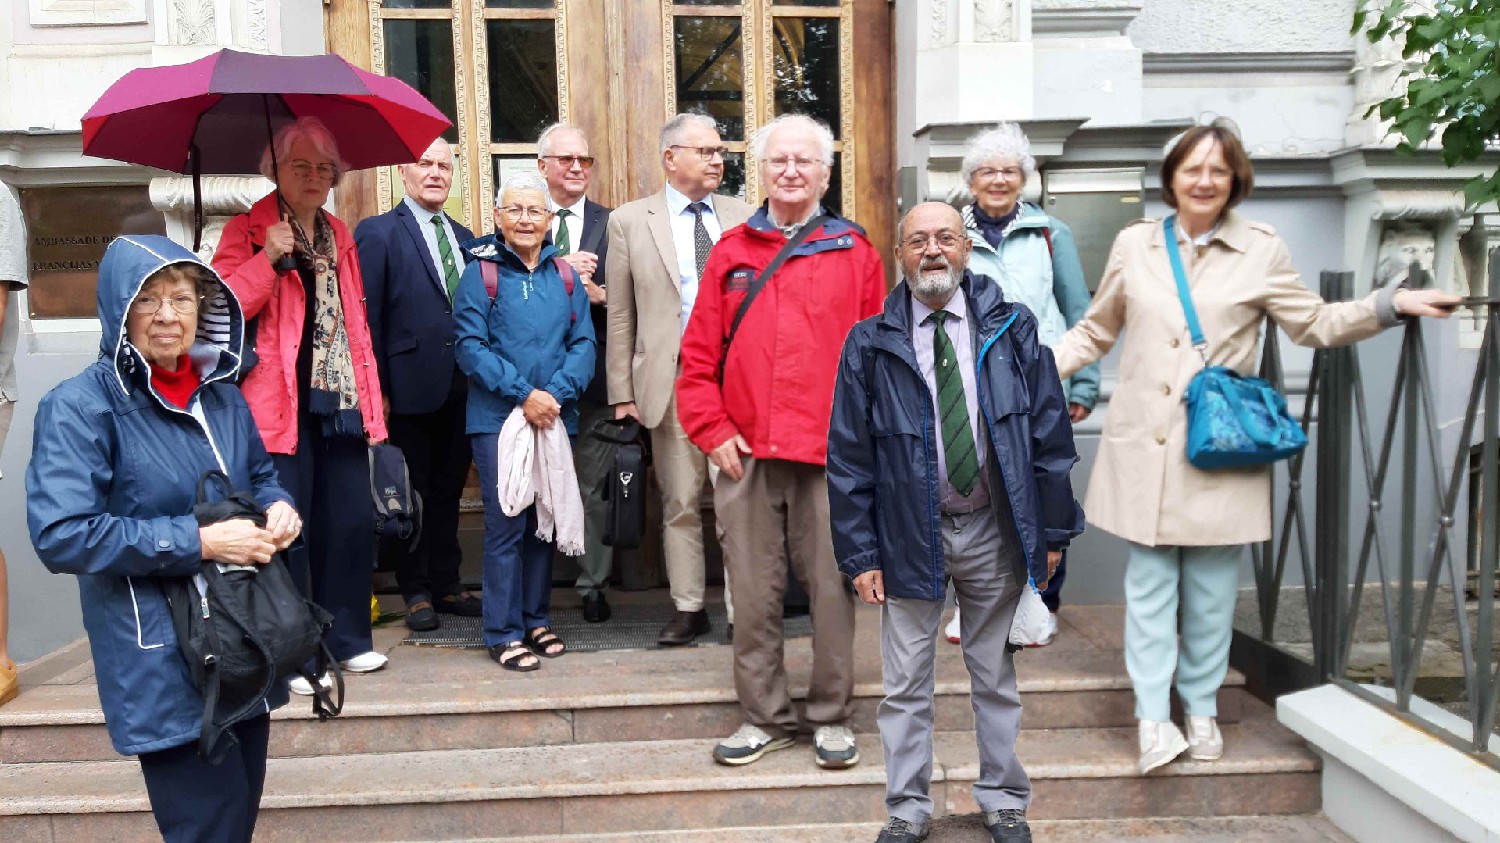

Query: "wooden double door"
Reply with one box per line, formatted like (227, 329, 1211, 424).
(326, 0, 893, 257)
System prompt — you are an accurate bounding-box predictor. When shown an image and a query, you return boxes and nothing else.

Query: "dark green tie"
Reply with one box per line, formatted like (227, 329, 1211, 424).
(927, 310, 979, 497)
(553, 207, 572, 256)
(431, 214, 461, 301)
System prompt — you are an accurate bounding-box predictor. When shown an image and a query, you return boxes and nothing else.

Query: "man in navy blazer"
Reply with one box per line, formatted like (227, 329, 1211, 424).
(356, 137, 479, 631)
(536, 123, 615, 623)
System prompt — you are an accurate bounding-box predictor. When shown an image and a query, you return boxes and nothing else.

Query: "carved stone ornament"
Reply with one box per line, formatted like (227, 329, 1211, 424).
(929, 0, 950, 48)
(974, 0, 1015, 42)
(149, 175, 272, 260)
(1372, 221, 1436, 290)
(1370, 189, 1468, 223)
(169, 0, 216, 46)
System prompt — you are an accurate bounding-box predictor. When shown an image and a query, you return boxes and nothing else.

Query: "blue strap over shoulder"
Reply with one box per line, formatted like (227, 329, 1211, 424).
(1163, 215, 1208, 359)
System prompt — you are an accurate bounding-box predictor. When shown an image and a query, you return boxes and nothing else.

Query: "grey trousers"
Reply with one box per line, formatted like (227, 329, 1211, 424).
(879, 510, 1031, 823)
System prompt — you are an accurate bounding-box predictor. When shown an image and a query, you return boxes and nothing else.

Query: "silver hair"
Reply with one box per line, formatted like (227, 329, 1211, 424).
(750, 114, 835, 166)
(536, 123, 587, 158)
(659, 113, 719, 154)
(496, 171, 550, 207)
(259, 117, 346, 186)
(959, 123, 1036, 185)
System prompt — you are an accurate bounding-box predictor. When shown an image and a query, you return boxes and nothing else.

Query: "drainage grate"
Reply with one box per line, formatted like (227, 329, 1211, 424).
(401, 601, 812, 652)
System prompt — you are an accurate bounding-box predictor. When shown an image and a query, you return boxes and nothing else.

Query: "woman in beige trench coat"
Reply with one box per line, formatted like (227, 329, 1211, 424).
(1052, 121, 1459, 775)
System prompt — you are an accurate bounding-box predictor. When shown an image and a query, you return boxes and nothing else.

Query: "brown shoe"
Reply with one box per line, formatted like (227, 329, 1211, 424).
(0, 660, 17, 708)
(657, 609, 710, 646)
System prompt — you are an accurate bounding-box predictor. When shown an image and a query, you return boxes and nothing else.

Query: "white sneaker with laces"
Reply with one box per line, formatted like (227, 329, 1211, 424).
(813, 724, 860, 769)
(288, 672, 333, 696)
(944, 608, 961, 644)
(1186, 715, 1224, 760)
(1137, 719, 1189, 774)
(712, 723, 794, 766)
(340, 651, 389, 673)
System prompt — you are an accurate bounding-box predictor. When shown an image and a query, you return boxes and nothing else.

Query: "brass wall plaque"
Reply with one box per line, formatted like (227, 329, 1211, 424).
(19, 186, 166, 320)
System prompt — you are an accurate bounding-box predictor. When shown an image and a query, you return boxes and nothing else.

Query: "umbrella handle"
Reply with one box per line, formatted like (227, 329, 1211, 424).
(190, 144, 203, 254)
(262, 95, 297, 273)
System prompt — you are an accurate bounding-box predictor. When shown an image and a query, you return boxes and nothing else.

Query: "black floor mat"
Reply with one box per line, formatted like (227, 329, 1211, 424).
(401, 600, 812, 652)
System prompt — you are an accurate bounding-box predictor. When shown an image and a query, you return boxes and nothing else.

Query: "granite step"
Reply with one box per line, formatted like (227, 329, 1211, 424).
(0, 646, 1248, 763)
(0, 704, 1319, 842)
(495, 813, 1352, 842)
(0, 603, 1246, 762)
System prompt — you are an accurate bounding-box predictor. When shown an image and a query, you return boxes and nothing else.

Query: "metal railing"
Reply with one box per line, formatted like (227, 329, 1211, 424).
(1245, 258, 1499, 769)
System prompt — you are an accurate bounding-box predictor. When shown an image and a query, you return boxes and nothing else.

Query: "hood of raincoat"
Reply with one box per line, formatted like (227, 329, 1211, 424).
(97, 235, 244, 396)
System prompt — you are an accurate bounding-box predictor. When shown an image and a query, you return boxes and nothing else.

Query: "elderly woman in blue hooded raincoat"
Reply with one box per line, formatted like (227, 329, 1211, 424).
(27, 235, 300, 843)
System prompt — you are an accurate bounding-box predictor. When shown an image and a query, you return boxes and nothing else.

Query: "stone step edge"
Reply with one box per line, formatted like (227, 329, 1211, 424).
(0, 724, 1319, 816)
(0, 670, 1251, 727)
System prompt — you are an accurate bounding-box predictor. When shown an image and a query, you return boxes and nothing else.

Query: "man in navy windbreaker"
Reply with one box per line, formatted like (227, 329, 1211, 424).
(827, 202, 1084, 843)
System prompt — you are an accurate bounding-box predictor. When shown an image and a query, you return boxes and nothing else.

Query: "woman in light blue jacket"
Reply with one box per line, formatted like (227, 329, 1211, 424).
(946, 123, 1099, 646)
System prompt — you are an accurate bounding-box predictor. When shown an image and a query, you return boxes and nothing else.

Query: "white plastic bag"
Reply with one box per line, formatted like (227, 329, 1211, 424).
(1008, 578, 1052, 647)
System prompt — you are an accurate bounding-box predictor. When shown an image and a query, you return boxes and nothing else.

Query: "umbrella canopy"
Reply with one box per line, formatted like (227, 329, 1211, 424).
(82, 48, 451, 175)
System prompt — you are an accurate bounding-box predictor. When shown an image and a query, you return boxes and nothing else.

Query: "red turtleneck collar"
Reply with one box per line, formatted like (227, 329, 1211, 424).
(150, 354, 201, 409)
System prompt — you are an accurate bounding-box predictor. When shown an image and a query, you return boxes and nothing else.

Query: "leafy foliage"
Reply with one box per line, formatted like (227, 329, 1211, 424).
(1353, 0, 1500, 208)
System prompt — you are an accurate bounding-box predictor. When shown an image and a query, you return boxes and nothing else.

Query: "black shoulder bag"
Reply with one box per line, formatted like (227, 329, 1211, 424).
(163, 470, 343, 763)
(715, 214, 830, 384)
(592, 416, 651, 549)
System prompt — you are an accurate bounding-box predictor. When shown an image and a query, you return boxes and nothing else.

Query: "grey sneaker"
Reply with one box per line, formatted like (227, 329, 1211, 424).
(875, 816, 929, 842)
(712, 723, 794, 766)
(983, 808, 1032, 842)
(813, 723, 860, 769)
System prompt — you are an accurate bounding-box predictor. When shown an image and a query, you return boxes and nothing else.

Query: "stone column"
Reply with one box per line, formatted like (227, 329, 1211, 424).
(149, 176, 273, 261)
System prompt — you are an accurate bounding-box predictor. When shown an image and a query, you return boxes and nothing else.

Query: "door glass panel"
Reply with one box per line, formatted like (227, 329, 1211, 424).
(486, 0, 553, 7)
(383, 19, 459, 142)
(771, 17, 839, 134)
(673, 17, 745, 141)
(487, 19, 559, 143)
(383, 0, 451, 8)
(824, 151, 842, 217)
(720, 151, 747, 201)
(773, 0, 839, 5)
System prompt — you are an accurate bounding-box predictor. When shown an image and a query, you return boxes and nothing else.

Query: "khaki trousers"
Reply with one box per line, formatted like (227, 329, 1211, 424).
(651, 393, 710, 612)
(714, 457, 855, 738)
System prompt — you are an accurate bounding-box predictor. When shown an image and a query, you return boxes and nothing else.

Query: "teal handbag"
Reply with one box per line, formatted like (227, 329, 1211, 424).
(1164, 216, 1308, 470)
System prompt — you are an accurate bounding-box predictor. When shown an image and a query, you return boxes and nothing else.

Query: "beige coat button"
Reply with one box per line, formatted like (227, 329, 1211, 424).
(1155, 435, 1167, 445)
(1169, 338, 1180, 348)
(1161, 384, 1172, 395)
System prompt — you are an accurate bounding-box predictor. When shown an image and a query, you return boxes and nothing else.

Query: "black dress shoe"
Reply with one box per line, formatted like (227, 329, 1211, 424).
(582, 590, 611, 623)
(404, 595, 439, 632)
(657, 609, 710, 646)
(436, 591, 483, 617)
(875, 816, 929, 842)
(726, 622, 733, 643)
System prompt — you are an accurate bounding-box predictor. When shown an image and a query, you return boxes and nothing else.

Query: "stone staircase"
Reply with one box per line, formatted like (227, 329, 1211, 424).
(0, 601, 1343, 842)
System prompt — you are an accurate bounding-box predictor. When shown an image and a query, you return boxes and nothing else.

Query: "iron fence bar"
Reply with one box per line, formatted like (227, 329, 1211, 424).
(1315, 271, 1355, 681)
(1476, 297, 1499, 750)
(1398, 320, 1421, 708)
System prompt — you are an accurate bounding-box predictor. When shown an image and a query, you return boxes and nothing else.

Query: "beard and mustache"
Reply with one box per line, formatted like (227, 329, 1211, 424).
(905, 256, 963, 303)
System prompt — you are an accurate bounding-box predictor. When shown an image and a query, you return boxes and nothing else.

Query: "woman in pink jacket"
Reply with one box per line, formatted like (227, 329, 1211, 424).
(212, 117, 390, 693)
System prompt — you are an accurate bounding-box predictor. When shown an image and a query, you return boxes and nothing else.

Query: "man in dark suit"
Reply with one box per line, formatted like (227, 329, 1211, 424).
(535, 123, 614, 623)
(355, 137, 479, 631)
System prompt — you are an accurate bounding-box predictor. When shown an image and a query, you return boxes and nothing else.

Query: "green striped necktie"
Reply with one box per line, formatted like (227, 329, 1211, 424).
(431, 214, 461, 301)
(927, 310, 979, 497)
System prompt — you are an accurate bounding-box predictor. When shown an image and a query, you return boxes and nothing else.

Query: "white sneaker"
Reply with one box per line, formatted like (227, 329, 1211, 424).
(812, 724, 860, 769)
(288, 673, 334, 696)
(340, 651, 389, 674)
(1137, 719, 1189, 774)
(1186, 715, 1224, 761)
(712, 723, 794, 766)
(944, 608, 961, 644)
(1025, 612, 1059, 648)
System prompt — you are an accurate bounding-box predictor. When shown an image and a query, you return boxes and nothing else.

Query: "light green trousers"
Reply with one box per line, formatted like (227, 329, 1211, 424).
(1124, 542, 1244, 722)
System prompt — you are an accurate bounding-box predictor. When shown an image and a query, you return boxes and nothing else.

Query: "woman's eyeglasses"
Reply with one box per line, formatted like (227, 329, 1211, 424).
(129, 295, 201, 315)
(499, 205, 551, 222)
(288, 159, 339, 181)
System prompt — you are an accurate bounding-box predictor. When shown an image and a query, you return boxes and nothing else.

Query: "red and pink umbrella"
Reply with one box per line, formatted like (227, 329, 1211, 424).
(82, 48, 451, 248)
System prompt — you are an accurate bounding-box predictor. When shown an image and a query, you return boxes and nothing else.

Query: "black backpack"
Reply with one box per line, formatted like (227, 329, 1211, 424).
(163, 470, 343, 763)
(370, 442, 422, 552)
(592, 417, 650, 549)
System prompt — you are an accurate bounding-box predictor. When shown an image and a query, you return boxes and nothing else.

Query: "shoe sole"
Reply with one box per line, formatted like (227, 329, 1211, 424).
(341, 661, 388, 674)
(405, 618, 439, 632)
(712, 736, 794, 766)
(1138, 736, 1190, 774)
(1188, 746, 1224, 761)
(815, 748, 861, 769)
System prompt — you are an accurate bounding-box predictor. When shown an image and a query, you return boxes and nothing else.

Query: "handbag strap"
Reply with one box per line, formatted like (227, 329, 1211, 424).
(718, 213, 831, 383)
(1162, 215, 1210, 366)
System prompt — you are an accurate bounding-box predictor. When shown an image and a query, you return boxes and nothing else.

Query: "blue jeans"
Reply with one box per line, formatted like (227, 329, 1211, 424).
(471, 433, 555, 647)
(139, 714, 269, 843)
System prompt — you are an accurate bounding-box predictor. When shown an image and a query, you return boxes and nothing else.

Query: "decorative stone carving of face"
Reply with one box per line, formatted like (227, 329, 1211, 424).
(1374, 224, 1437, 289)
